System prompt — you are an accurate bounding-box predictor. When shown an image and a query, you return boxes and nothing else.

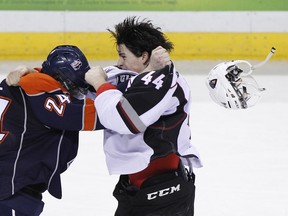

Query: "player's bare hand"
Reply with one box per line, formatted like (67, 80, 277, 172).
(6, 66, 36, 86)
(145, 46, 171, 72)
(85, 66, 107, 90)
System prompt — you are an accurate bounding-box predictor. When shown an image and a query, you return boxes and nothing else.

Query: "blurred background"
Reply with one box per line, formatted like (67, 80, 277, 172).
(0, 0, 288, 61)
(0, 1, 287, 215)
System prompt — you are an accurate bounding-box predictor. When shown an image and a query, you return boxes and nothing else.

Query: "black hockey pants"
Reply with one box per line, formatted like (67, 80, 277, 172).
(113, 163, 195, 216)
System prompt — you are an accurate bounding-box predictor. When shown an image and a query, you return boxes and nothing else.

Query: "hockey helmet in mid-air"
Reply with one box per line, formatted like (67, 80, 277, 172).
(42, 45, 90, 97)
(206, 60, 265, 109)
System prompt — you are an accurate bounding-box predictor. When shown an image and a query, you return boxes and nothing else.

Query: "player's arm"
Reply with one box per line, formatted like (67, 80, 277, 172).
(20, 72, 101, 131)
(85, 64, 178, 134)
(6, 65, 36, 86)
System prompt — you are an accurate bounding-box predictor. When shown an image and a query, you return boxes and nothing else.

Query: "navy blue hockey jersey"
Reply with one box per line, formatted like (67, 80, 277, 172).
(0, 72, 99, 200)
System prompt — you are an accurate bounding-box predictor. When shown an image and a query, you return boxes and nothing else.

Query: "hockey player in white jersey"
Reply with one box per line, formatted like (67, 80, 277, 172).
(85, 16, 202, 216)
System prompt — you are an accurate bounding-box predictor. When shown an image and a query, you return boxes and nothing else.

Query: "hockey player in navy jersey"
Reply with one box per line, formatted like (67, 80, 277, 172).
(3, 43, 176, 215)
(0, 45, 101, 216)
(85, 17, 203, 216)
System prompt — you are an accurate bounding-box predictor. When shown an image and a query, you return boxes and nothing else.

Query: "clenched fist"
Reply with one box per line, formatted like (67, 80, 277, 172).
(144, 46, 172, 72)
(85, 66, 107, 90)
(6, 66, 36, 86)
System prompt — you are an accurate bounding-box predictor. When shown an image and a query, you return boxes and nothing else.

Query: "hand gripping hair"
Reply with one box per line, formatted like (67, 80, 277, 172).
(42, 45, 91, 98)
(206, 47, 276, 109)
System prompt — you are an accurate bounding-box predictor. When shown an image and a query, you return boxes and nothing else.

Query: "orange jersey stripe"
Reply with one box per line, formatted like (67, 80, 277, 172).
(19, 72, 67, 95)
(83, 98, 97, 130)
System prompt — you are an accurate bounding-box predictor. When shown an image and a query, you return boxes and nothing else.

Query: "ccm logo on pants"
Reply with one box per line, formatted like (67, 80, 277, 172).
(147, 184, 181, 200)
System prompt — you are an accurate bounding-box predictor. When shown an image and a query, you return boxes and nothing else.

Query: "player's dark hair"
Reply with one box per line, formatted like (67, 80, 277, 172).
(107, 16, 174, 57)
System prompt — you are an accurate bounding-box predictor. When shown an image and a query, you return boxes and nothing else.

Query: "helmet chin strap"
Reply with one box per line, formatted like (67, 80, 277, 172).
(231, 46, 276, 92)
(250, 47, 276, 73)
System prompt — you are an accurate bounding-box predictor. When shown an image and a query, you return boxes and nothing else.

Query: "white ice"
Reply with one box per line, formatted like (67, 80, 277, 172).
(1, 60, 287, 215)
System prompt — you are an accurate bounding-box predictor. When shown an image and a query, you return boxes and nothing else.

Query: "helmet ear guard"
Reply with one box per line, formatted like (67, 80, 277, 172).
(42, 45, 91, 97)
(206, 60, 265, 109)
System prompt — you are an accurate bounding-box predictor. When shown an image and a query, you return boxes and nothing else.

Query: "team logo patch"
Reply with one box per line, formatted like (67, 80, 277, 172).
(209, 79, 217, 89)
(70, 59, 82, 71)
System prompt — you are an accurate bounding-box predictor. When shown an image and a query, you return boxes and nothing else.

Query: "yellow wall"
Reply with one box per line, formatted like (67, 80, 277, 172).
(0, 32, 286, 60)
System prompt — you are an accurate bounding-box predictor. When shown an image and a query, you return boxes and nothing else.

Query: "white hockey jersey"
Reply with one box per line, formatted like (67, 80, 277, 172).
(98, 64, 202, 175)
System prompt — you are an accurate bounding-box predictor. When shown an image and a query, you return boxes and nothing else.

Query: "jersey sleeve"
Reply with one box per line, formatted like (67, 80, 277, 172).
(19, 72, 100, 131)
(95, 64, 178, 134)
